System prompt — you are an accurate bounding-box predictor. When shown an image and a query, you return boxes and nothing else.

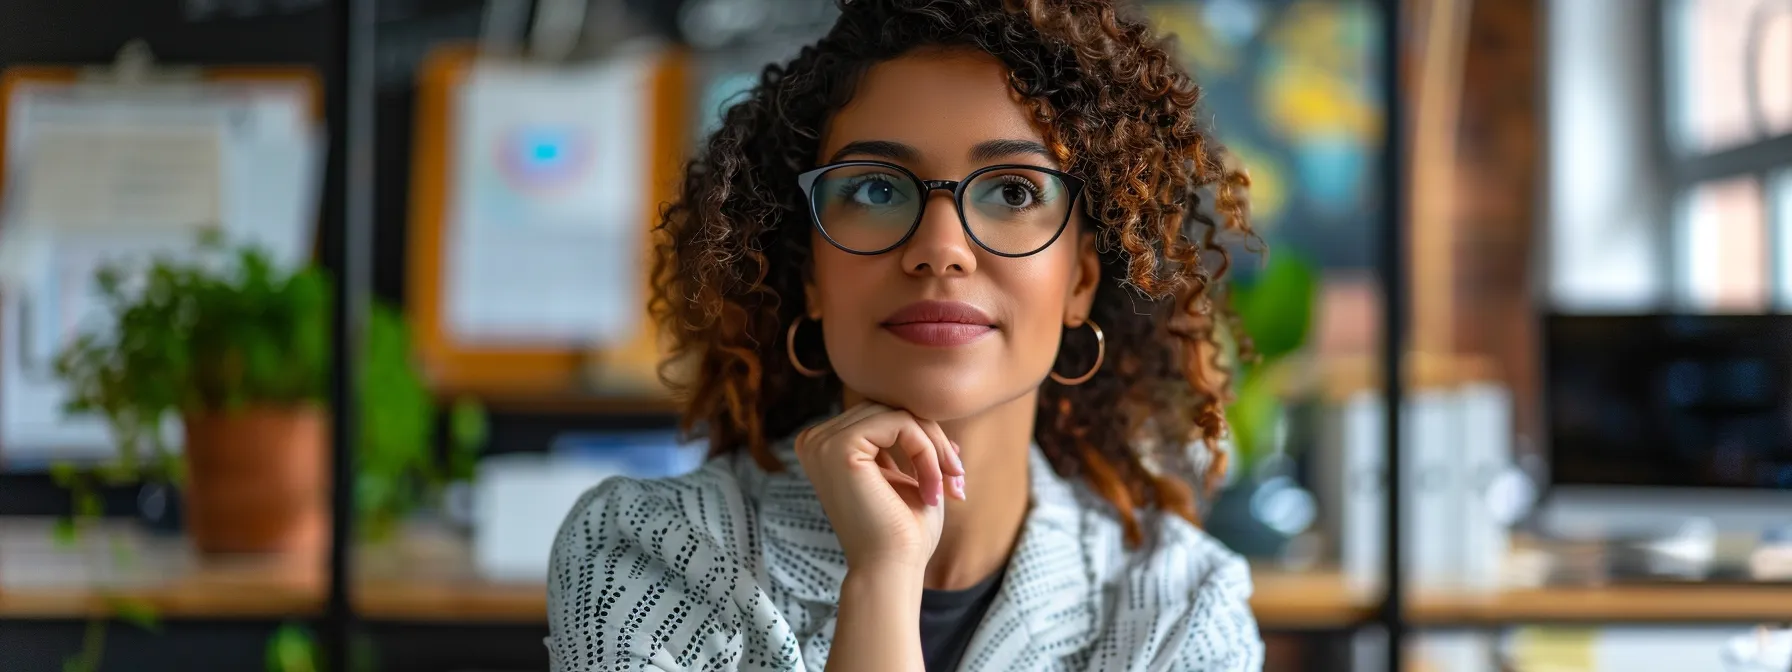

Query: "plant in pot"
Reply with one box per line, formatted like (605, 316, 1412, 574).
(1210, 250, 1320, 558)
(52, 234, 488, 670)
(56, 232, 488, 552)
(55, 235, 332, 555)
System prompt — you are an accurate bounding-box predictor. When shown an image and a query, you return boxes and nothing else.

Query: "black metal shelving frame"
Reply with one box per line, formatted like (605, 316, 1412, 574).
(1376, 0, 1408, 670)
(322, 0, 376, 669)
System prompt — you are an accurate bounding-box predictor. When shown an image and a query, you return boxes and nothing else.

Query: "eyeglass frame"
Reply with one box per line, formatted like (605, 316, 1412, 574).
(795, 160, 1088, 258)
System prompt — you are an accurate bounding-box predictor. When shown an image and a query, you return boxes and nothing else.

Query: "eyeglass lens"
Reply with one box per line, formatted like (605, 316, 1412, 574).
(808, 164, 1073, 255)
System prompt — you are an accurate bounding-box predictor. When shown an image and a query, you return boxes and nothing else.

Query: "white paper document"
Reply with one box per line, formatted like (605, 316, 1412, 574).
(443, 57, 651, 347)
(0, 80, 320, 464)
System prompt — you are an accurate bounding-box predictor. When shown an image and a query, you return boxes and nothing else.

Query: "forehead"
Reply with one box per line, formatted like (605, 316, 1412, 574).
(820, 49, 1049, 169)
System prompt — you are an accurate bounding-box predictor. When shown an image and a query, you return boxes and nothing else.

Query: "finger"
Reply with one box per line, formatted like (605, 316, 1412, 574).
(875, 449, 900, 473)
(848, 411, 946, 507)
(878, 465, 920, 490)
(951, 440, 966, 500)
(799, 402, 888, 455)
(916, 420, 964, 501)
(840, 401, 891, 423)
(891, 421, 945, 507)
(918, 421, 962, 477)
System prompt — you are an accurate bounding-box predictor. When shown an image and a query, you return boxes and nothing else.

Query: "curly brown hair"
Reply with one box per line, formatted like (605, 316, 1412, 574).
(651, 0, 1257, 545)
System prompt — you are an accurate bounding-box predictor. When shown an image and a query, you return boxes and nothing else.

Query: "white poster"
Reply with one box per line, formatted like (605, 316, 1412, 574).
(443, 56, 650, 347)
(0, 81, 320, 464)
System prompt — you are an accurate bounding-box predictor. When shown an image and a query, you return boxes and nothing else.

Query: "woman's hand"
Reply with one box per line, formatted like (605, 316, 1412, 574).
(794, 402, 967, 575)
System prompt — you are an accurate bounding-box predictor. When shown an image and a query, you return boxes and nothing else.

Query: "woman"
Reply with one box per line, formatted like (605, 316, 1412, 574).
(548, 1, 1263, 669)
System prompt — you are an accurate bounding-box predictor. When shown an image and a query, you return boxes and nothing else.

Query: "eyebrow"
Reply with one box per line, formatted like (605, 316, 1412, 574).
(826, 138, 1054, 165)
(829, 140, 919, 163)
(968, 138, 1052, 163)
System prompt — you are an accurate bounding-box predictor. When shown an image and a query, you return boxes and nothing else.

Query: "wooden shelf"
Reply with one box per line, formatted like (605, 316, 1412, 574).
(1248, 567, 1378, 629)
(354, 525, 541, 622)
(9, 518, 1788, 628)
(0, 518, 324, 619)
(1409, 583, 1792, 625)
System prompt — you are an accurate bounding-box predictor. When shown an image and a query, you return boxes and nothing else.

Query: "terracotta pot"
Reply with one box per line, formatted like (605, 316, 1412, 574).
(182, 406, 329, 555)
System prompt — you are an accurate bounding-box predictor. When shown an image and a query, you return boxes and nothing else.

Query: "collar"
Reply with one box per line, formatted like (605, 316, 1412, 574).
(965, 448, 1102, 654)
(743, 436, 1103, 658)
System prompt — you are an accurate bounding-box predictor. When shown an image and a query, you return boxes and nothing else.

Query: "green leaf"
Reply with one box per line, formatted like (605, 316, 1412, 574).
(266, 623, 319, 672)
(447, 397, 488, 481)
(96, 460, 138, 485)
(50, 462, 80, 487)
(351, 630, 380, 672)
(53, 518, 79, 547)
(1227, 365, 1282, 469)
(74, 490, 104, 519)
(1230, 252, 1318, 360)
(107, 596, 160, 632)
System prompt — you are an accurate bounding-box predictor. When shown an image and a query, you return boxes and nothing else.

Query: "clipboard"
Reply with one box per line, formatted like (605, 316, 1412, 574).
(0, 40, 323, 209)
(406, 44, 689, 399)
(0, 41, 323, 462)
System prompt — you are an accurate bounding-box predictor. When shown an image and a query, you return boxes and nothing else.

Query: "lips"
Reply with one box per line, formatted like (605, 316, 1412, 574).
(880, 300, 996, 347)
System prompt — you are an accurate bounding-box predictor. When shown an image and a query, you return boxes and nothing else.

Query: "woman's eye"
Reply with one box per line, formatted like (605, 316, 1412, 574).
(976, 177, 1045, 209)
(854, 180, 899, 205)
(838, 176, 909, 207)
(996, 183, 1034, 207)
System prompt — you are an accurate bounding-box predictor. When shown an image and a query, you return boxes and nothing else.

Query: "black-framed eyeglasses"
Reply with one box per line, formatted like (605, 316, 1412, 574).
(796, 161, 1086, 258)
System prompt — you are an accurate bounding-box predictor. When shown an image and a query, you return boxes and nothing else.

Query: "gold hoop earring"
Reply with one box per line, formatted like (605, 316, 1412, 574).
(787, 316, 828, 378)
(1050, 320, 1105, 386)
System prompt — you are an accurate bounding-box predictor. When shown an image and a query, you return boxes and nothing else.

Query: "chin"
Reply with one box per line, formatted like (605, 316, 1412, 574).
(839, 366, 1026, 422)
(875, 391, 989, 422)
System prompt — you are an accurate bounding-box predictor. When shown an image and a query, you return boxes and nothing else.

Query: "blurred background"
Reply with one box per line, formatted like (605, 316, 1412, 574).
(0, 0, 1788, 670)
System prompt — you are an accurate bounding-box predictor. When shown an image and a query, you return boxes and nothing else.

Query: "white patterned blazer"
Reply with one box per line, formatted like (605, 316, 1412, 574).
(545, 435, 1265, 671)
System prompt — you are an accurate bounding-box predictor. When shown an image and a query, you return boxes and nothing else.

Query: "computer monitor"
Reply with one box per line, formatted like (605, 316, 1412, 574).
(1541, 313, 1792, 536)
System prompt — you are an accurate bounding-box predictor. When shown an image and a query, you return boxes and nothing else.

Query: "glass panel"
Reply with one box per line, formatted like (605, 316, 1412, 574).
(1674, 0, 1770, 153)
(1777, 171, 1792, 308)
(1144, 0, 1391, 614)
(1682, 176, 1768, 311)
(1759, 5, 1792, 136)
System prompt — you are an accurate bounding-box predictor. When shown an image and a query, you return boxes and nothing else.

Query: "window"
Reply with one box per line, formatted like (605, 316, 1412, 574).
(1664, 0, 1792, 311)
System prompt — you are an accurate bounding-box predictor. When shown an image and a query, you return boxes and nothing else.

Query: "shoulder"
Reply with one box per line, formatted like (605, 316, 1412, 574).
(1085, 507, 1265, 671)
(546, 456, 801, 670)
(549, 454, 776, 592)
(552, 456, 758, 556)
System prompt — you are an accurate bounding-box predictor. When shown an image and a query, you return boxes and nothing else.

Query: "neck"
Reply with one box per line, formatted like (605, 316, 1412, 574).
(841, 389, 1036, 591)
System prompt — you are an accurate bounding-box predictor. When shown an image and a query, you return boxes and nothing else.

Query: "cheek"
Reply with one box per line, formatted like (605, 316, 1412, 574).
(996, 254, 1080, 360)
(810, 240, 867, 310)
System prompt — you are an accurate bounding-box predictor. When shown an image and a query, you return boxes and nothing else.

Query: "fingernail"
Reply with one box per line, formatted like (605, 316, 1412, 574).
(931, 484, 945, 506)
(948, 443, 965, 473)
(955, 476, 966, 500)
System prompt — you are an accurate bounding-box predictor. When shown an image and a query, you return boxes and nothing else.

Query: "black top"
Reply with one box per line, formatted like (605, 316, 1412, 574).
(919, 567, 1006, 672)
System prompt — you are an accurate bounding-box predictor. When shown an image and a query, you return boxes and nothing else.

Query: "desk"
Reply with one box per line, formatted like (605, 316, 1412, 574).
(6, 518, 1789, 628)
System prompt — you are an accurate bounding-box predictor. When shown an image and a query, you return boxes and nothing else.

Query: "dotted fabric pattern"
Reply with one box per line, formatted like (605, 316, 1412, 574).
(545, 437, 1265, 671)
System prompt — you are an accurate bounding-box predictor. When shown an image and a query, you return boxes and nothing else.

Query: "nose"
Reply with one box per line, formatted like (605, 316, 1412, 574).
(899, 188, 978, 277)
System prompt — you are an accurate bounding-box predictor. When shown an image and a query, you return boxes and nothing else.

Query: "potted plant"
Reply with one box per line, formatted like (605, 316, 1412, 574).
(54, 234, 329, 554)
(53, 232, 485, 554)
(49, 234, 485, 672)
